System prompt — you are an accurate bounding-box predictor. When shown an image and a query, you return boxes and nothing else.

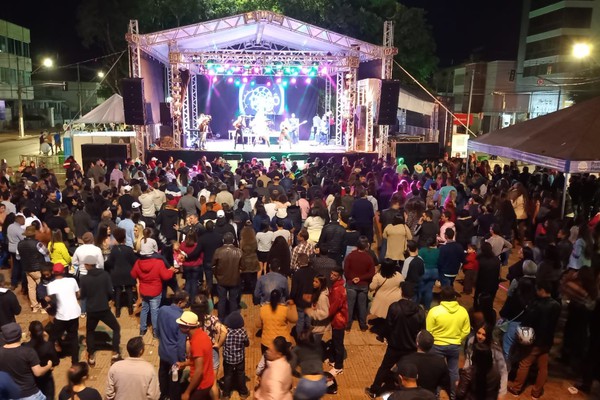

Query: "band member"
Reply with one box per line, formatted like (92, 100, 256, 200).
(279, 123, 292, 149)
(233, 115, 245, 150)
(288, 113, 300, 144)
(311, 114, 321, 141)
(251, 111, 270, 147)
(198, 114, 211, 150)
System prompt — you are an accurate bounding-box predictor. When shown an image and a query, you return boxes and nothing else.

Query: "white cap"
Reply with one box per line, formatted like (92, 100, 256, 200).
(216, 210, 225, 218)
(123, 185, 132, 191)
(132, 201, 141, 209)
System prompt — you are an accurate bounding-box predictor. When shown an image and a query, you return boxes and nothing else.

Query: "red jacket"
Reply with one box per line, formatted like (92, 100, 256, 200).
(131, 256, 174, 297)
(328, 279, 348, 329)
(462, 252, 479, 271)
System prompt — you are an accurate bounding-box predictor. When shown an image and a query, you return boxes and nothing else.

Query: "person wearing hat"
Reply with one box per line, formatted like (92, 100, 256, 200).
(17, 225, 49, 313)
(387, 363, 435, 400)
(118, 184, 136, 214)
(177, 311, 215, 400)
(267, 176, 283, 197)
(215, 183, 234, 209)
(221, 311, 250, 399)
(234, 179, 250, 202)
(80, 254, 122, 366)
(47, 261, 81, 363)
(214, 209, 237, 244)
(425, 286, 470, 398)
(0, 322, 54, 399)
(72, 231, 104, 278)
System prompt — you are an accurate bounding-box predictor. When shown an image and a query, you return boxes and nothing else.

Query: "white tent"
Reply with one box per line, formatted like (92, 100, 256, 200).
(74, 94, 124, 124)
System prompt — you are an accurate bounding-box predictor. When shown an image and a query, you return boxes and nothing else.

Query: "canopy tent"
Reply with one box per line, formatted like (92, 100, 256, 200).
(468, 96, 600, 173)
(74, 94, 125, 124)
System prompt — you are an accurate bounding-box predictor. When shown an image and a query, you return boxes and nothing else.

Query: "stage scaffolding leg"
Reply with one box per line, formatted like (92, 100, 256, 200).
(335, 72, 344, 146)
(345, 65, 358, 152)
(182, 76, 191, 148)
(190, 74, 198, 139)
(128, 19, 147, 162)
(169, 61, 183, 149)
(378, 20, 395, 158)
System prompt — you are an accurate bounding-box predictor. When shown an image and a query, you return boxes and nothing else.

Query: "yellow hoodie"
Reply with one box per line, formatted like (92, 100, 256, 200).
(426, 300, 470, 346)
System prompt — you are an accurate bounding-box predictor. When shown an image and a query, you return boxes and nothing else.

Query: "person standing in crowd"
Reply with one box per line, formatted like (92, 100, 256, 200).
(388, 363, 435, 400)
(157, 290, 189, 400)
(305, 274, 331, 343)
(508, 280, 561, 398)
(317, 210, 346, 264)
(437, 228, 464, 288)
(344, 238, 375, 331)
(474, 242, 501, 304)
(351, 187, 375, 242)
(456, 344, 500, 400)
(258, 289, 298, 353)
(105, 227, 138, 317)
(255, 336, 294, 400)
(7, 214, 25, 291)
(177, 310, 215, 400)
(106, 336, 160, 400)
(221, 311, 250, 399)
(290, 253, 317, 336)
(47, 262, 81, 364)
(366, 283, 425, 398)
(368, 258, 404, 338)
(212, 232, 243, 320)
(0, 273, 21, 327)
(18, 225, 48, 313)
(426, 286, 471, 398)
(80, 254, 122, 366)
(0, 322, 54, 400)
(24, 321, 59, 400)
(382, 214, 412, 265)
(401, 240, 424, 299)
(328, 266, 348, 376)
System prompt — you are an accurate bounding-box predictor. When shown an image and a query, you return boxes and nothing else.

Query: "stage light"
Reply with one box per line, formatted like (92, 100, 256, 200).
(283, 67, 292, 75)
(264, 66, 273, 74)
(282, 80, 288, 87)
(242, 77, 248, 83)
(320, 67, 328, 75)
(301, 67, 310, 74)
(253, 67, 261, 74)
(212, 76, 218, 83)
(266, 81, 272, 87)
(235, 80, 241, 87)
(276, 77, 282, 84)
(216, 65, 225, 73)
(250, 81, 256, 86)
(208, 70, 215, 76)
(305, 78, 312, 84)
(227, 77, 234, 83)
(290, 77, 297, 84)
(292, 68, 299, 76)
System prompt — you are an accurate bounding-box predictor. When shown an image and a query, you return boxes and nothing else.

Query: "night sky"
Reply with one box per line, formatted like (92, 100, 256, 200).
(0, 0, 522, 69)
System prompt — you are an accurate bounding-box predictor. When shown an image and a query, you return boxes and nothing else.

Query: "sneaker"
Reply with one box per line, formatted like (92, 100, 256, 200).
(111, 354, 123, 364)
(329, 367, 343, 376)
(87, 354, 96, 367)
(507, 387, 520, 398)
(140, 329, 147, 336)
(364, 387, 377, 398)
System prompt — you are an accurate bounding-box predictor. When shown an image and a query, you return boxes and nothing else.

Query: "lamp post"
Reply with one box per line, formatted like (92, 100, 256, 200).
(17, 57, 53, 138)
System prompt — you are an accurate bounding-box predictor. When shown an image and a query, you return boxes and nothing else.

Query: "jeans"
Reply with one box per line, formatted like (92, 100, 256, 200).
(86, 309, 121, 354)
(183, 267, 202, 300)
(508, 346, 550, 397)
(51, 318, 80, 363)
(502, 320, 521, 361)
(379, 239, 388, 261)
(419, 268, 438, 310)
(223, 360, 249, 397)
(431, 344, 460, 398)
(159, 359, 182, 400)
(331, 328, 345, 369)
(141, 294, 162, 337)
(294, 376, 327, 400)
(296, 308, 312, 334)
(346, 284, 368, 329)
(216, 285, 240, 320)
(201, 262, 213, 293)
(439, 274, 456, 289)
(19, 390, 46, 400)
(10, 253, 22, 288)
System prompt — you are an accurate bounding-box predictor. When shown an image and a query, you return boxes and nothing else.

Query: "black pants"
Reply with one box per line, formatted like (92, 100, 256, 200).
(159, 359, 182, 400)
(190, 387, 211, 400)
(240, 272, 257, 294)
(370, 347, 409, 392)
(114, 285, 134, 315)
(223, 360, 249, 397)
(86, 309, 121, 354)
(331, 328, 345, 369)
(52, 318, 80, 363)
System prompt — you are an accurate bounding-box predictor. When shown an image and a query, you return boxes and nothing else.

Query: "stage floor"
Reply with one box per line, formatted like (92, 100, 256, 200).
(182, 138, 349, 154)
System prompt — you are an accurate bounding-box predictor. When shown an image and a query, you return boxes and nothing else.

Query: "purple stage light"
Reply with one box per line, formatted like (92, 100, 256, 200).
(242, 77, 248, 83)
(253, 67, 261, 74)
(276, 77, 282, 84)
(305, 78, 312, 84)
(290, 78, 297, 84)
(266, 81, 272, 87)
(227, 77, 234, 83)
(320, 67, 328, 75)
(212, 76, 218, 83)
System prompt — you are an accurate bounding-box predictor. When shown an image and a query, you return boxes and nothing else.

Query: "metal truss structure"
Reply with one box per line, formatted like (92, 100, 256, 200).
(357, 80, 374, 152)
(127, 20, 147, 162)
(378, 20, 397, 158)
(126, 12, 396, 153)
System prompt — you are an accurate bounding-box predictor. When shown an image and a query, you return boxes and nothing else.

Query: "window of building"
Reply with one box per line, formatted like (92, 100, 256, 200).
(0, 36, 6, 53)
(530, 0, 593, 12)
(523, 61, 573, 77)
(23, 43, 30, 58)
(528, 7, 592, 36)
(525, 35, 588, 60)
(7, 38, 15, 54)
(454, 74, 465, 86)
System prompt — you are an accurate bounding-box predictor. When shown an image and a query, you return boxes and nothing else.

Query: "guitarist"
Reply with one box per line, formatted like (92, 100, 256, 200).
(279, 122, 293, 149)
(288, 113, 300, 144)
(233, 115, 245, 149)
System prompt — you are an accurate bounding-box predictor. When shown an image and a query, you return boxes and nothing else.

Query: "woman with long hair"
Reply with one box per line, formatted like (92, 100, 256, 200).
(305, 274, 330, 343)
(240, 223, 260, 293)
(258, 289, 298, 354)
(456, 343, 500, 400)
(509, 182, 529, 244)
(463, 323, 508, 396)
(58, 362, 101, 400)
(48, 229, 72, 267)
(268, 236, 291, 277)
(25, 321, 59, 399)
(133, 223, 144, 253)
(256, 220, 274, 276)
(382, 213, 412, 264)
(368, 258, 404, 338)
(95, 225, 112, 262)
(253, 203, 271, 233)
(304, 207, 325, 244)
(418, 236, 440, 310)
(105, 227, 138, 317)
(255, 336, 294, 400)
(474, 242, 501, 304)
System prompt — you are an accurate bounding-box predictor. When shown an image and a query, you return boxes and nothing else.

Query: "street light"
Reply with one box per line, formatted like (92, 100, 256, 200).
(97, 71, 105, 78)
(42, 57, 54, 68)
(17, 57, 54, 138)
(573, 43, 592, 59)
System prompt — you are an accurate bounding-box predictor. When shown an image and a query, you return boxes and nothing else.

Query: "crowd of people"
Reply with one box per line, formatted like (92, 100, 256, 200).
(0, 151, 598, 400)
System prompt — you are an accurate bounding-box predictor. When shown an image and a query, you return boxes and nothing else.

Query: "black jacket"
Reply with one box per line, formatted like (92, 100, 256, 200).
(383, 299, 426, 352)
(17, 238, 46, 272)
(475, 255, 501, 296)
(456, 365, 500, 400)
(417, 221, 438, 248)
(317, 222, 346, 256)
(521, 295, 561, 348)
(105, 245, 138, 287)
(290, 267, 317, 309)
(0, 289, 21, 326)
(80, 268, 113, 312)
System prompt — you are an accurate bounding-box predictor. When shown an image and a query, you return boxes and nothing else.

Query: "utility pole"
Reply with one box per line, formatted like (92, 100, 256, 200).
(465, 69, 475, 136)
(77, 64, 82, 117)
(16, 56, 25, 138)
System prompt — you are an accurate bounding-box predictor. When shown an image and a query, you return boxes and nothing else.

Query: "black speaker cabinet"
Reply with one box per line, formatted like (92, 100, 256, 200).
(394, 142, 441, 168)
(377, 80, 401, 126)
(120, 78, 145, 125)
(159, 102, 172, 126)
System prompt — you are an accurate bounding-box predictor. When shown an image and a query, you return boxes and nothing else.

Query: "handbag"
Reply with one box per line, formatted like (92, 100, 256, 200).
(495, 309, 524, 333)
(369, 278, 388, 301)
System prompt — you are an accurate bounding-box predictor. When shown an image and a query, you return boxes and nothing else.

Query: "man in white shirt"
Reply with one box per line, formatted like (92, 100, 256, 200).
(139, 184, 160, 218)
(47, 263, 81, 363)
(71, 232, 104, 276)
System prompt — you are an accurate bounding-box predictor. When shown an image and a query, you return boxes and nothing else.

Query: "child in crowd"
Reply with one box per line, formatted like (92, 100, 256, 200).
(462, 243, 479, 295)
(222, 311, 250, 399)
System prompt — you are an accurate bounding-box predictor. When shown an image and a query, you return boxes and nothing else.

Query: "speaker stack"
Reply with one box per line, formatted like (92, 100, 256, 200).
(377, 80, 401, 126)
(120, 78, 146, 125)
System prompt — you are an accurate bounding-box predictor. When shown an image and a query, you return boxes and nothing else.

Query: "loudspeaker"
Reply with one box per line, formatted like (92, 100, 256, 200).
(377, 80, 401, 126)
(120, 78, 145, 125)
(159, 102, 172, 126)
(159, 125, 173, 137)
(354, 105, 367, 151)
(144, 102, 154, 125)
(81, 144, 129, 177)
(394, 142, 441, 167)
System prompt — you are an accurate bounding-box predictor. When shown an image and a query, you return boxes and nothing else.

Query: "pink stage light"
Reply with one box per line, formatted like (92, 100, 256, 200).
(276, 77, 282, 84)
(242, 77, 248, 83)
(253, 67, 261, 74)
(290, 78, 297, 84)
(305, 78, 312, 84)
(320, 67, 328, 75)
(212, 76, 218, 83)
(227, 77, 234, 83)
(266, 81, 272, 87)
(207, 70, 215, 76)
